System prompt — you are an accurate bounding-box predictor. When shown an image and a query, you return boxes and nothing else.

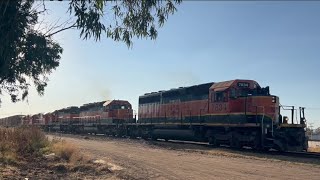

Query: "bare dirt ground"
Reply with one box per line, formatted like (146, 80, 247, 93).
(48, 133, 320, 180)
(0, 156, 113, 180)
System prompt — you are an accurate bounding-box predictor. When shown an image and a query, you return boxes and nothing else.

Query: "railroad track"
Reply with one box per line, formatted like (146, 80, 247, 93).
(277, 151, 320, 159)
(50, 132, 320, 159)
(156, 139, 320, 159)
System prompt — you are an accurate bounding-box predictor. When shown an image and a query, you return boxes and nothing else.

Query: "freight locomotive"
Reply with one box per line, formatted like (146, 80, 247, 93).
(0, 79, 308, 152)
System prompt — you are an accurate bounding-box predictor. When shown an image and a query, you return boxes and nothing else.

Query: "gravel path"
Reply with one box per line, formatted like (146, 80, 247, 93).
(48, 134, 320, 180)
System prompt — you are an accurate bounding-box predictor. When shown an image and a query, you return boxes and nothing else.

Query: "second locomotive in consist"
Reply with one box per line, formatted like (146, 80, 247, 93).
(46, 100, 134, 135)
(138, 79, 307, 152)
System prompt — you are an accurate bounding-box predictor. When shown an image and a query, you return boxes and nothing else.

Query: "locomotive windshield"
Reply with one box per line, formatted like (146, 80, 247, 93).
(105, 104, 131, 110)
(230, 86, 270, 98)
(253, 86, 270, 96)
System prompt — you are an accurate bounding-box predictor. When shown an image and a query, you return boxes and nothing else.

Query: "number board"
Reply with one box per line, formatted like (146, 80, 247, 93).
(237, 82, 250, 88)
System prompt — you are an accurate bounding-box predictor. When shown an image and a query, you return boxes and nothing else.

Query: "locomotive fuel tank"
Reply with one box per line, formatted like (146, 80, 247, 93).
(152, 129, 196, 141)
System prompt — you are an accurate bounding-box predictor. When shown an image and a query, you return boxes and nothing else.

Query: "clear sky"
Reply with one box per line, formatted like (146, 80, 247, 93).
(1, 1, 320, 128)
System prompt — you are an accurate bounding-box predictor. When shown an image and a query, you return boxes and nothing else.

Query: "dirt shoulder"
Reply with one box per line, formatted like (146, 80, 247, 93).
(0, 156, 114, 180)
(48, 134, 320, 180)
(0, 127, 114, 180)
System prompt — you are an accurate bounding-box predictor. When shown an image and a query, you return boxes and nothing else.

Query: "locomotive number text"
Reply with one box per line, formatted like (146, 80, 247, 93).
(214, 103, 227, 111)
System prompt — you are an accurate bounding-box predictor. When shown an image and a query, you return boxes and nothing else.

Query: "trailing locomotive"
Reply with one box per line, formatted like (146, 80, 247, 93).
(0, 79, 308, 152)
(0, 115, 25, 127)
(46, 100, 134, 134)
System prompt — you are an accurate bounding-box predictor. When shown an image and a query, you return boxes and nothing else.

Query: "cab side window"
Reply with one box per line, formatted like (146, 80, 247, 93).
(230, 88, 237, 98)
(214, 91, 228, 102)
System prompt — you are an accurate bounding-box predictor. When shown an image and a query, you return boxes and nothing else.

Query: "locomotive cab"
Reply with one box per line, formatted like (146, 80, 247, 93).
(209, 80, 279, 125)
(103, 100, 134, 122)
(77, 100, 134, 124)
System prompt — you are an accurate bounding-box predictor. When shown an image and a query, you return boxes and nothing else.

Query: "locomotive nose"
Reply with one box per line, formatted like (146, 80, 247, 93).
(246, 95, 279, 123)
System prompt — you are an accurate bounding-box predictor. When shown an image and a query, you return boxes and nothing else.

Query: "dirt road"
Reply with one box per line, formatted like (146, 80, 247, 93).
(49, 134, 320, 180)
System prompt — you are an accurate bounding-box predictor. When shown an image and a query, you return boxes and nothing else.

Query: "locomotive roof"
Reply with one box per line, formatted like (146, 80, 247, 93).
(49, 100, 132, 114)
(103, 100, 112, 107)
(80, 101, 106, 109)
(140, 79, 261, 98)
(140, 82, 215, 98)
(210, 79, 260, 91)
(54, 106, 79, 114)
(210, 80, 235, 91)
(103, 100, 131, 107)
(0, 114, 25, 120)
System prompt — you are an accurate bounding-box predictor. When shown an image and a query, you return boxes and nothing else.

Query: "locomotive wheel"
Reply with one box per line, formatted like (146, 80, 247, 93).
(262, 147, 271, 152)
(253, 135, 263, 151)
(253, 142, 262, 151)
(208, 137, 219, 147)
(273, 139, 288, 152)
(151, 135, 157, 141)
(141, 135, 148, 140)
(129, 133, 136, 139)
(230, 134, 241, 149)
(232, 140, 241, 149)
(231, 139, 241, 149)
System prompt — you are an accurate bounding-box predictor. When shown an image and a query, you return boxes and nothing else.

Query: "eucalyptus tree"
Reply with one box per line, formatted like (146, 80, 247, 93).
(0, 0, 181, 104)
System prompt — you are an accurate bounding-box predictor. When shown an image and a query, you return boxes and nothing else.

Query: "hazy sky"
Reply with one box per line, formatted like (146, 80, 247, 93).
(1, 1, 320, 127)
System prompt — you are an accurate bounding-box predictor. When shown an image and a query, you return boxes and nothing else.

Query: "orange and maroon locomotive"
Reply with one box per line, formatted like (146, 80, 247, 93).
(45, 100, 134, 134)
(138, 79, 307, 151)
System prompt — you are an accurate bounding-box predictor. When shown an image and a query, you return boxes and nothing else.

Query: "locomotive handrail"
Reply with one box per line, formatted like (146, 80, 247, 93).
(279, 104, 306, 125)
(253, 105, 270, 145)
(260, 107, 264, 145)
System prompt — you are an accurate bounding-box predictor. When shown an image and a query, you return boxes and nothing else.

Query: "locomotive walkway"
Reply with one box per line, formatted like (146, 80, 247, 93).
(48, 133, 320, 180)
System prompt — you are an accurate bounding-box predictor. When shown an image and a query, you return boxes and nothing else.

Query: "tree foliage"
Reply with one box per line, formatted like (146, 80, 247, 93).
(0, 0, 62, 103)
(0, 0, 181, 105)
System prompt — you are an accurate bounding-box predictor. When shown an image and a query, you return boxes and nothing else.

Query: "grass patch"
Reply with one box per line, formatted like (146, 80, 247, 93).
(0, 127, 113, 179)
(0, 127, 49, 164)
(0, 127, 86, 165)
(50, 140, 87, 163)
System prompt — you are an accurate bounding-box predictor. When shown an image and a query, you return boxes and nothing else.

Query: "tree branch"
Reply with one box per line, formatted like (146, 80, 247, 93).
(45, 23, 77, 37)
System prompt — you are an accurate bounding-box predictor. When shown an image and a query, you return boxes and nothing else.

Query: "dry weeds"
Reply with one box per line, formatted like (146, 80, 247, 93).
(51, 140, 77, 161)
(0, 127, 49, 164)
(0, 127, 114, 179)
